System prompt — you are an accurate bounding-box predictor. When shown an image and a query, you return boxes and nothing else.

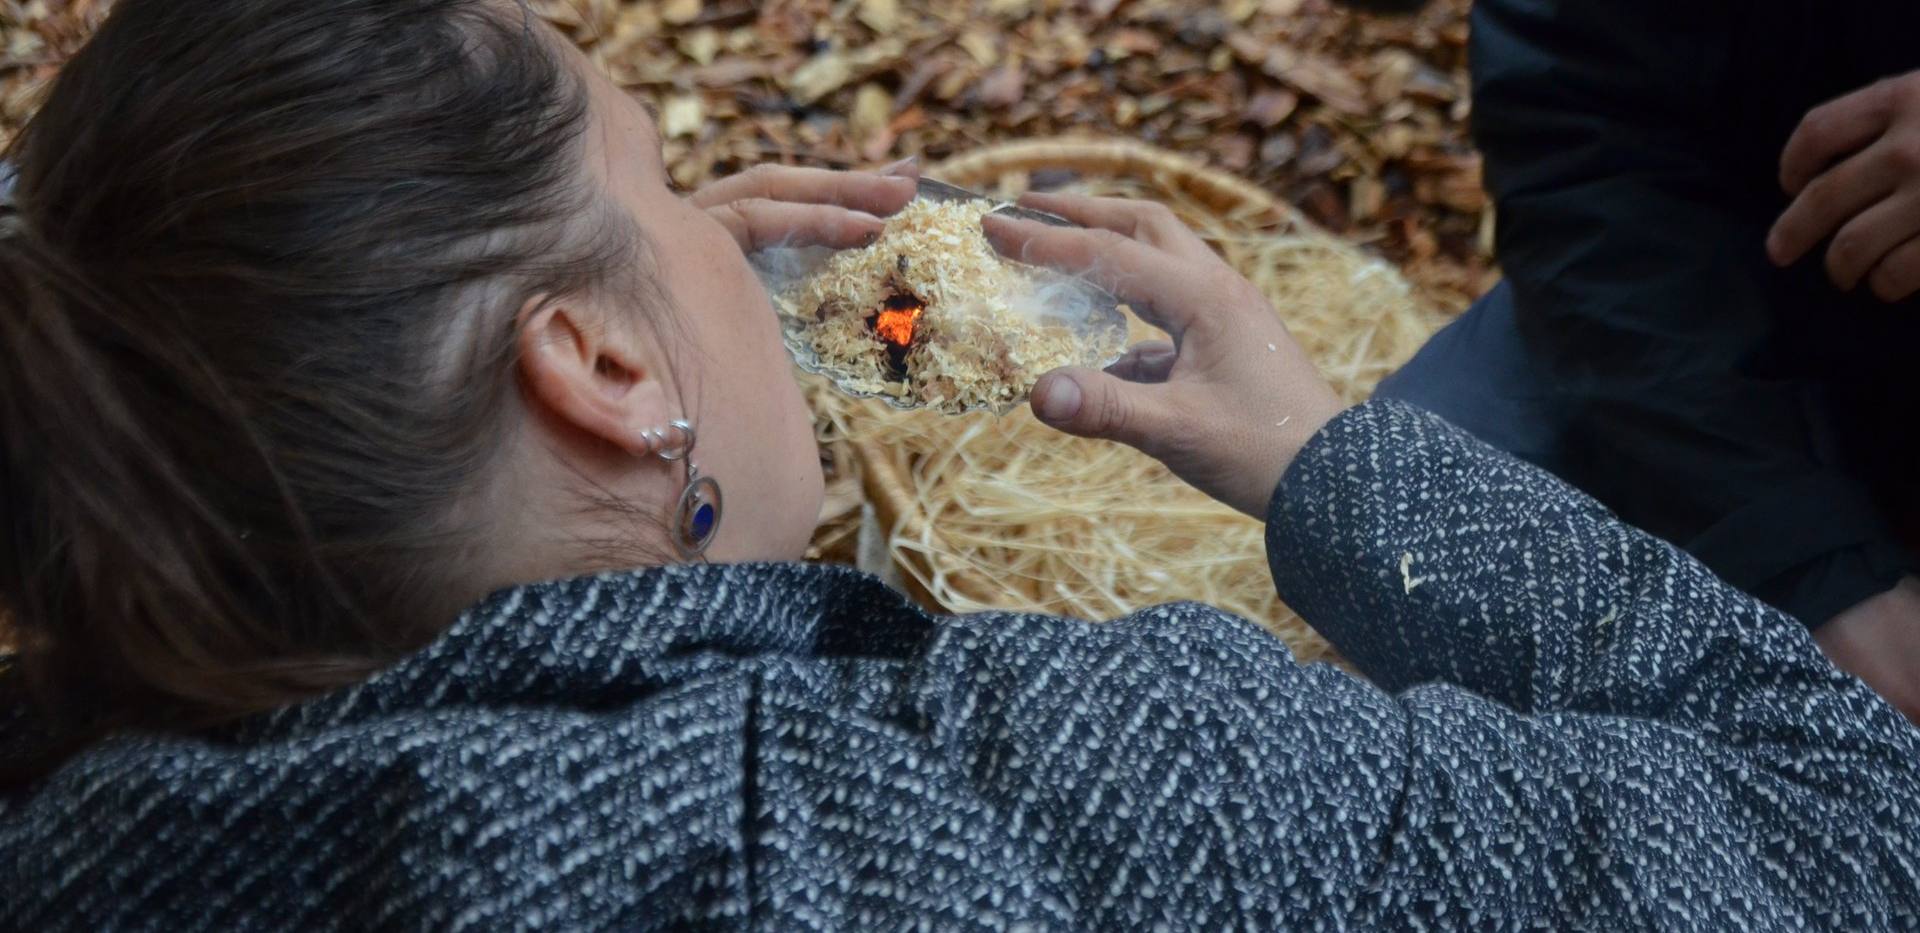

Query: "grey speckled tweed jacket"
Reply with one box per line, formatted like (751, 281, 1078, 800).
(3, 401, 1918, 930)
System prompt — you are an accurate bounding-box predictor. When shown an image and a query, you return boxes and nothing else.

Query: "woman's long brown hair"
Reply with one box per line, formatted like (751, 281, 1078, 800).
(0, 0, 642, 781)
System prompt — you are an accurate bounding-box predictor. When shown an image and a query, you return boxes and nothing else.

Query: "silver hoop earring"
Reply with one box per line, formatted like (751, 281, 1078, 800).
(656, 418, 721, 559)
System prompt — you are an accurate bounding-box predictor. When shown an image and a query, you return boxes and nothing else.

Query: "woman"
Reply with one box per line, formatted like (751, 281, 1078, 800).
(0, 1, 1914, 928)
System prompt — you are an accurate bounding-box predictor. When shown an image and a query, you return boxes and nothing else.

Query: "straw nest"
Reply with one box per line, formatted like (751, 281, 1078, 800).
(0, 141, 1451, 662)
(805, 139, 1452, 666)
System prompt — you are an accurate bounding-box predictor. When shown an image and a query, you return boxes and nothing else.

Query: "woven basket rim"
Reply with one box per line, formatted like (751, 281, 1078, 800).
(931, 136, 1309, 231)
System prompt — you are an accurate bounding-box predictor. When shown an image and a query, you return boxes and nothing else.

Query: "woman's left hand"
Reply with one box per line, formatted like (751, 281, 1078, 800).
(692, 161, 920, 253)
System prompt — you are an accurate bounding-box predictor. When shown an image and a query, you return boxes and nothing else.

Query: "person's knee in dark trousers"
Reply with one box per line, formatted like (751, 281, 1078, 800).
(1373, 0, 1920, 719)
(1373, 282, 1571, 474)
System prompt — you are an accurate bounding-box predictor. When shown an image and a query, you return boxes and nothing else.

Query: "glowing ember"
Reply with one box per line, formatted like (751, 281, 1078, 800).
(868, 293, 925, 380)
(873, 294, 923, 348)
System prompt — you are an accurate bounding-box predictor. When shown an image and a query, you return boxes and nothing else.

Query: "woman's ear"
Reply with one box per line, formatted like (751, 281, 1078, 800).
(516, 296, 671, 457)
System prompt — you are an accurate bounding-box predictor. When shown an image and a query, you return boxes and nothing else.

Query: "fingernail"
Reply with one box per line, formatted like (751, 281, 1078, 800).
(851, 210, 883, 223)
(879, 156, 919, 177)
(1036, 376, 1082, 422)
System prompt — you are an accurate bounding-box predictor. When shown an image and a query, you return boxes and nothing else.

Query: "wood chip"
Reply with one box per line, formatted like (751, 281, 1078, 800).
(856, 0, 900, 34)
(661, 0, 702, 26)
(787, 51, 853, 104)
(1243, 89, 1299, 128)
(677, 27, 721, 66)
(973, 62, 1027, 109)
(693, 56, 774, 86)
(850, 83, 894, 141)
(661, 94, 705, 139)
(1, 0, 1494, 313)
(1226, 34, 1369, 116)
(957, 31, 999, 67)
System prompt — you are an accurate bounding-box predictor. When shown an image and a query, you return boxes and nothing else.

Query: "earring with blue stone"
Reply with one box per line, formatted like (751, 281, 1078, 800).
(649, 418, 722, 560)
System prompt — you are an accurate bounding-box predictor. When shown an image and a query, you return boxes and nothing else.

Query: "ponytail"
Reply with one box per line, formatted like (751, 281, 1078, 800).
(0, 0, 639, 784)
(2, 207, 396, 751)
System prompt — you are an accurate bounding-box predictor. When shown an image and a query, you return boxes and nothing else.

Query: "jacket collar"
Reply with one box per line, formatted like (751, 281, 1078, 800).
(251, 562, 934, 736)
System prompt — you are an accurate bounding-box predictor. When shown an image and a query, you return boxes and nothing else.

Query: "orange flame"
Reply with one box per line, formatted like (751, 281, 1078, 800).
(873, 298, 923, 348)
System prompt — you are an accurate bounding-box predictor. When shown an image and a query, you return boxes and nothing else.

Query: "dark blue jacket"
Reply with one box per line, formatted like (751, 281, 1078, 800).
(1466, 0, 1920, 624)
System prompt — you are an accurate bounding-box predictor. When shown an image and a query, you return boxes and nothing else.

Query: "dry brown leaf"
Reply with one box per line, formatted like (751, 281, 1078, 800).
(1403, 65, 1460, 104)
(786, 38, 909, 105)
(857, 0, 899, 34)
(973, 62, 1026, 109)
(661, 95, 705, 139)
(1259, 132, 1299, 166)
(787, 52, 852, 104)
(693, 56, 774, 86)
(661, 0, 703, 26)
(888, 106, 929, 134)
(608, 3, 661, 46)
(677, 27, 721, 66)
(1349, 174, 1386, 222)
(1217, 0, 1256, 22)
(957, 31, 999, 68)
(850, 83, 894, 141)
(2, 0, 1491, 324)
(894, 55, 954, 111)
(8, 29, 44, 60)
(1217, 132, 1257, 171)
(1244, 89, 1299, 128)
(1226, 34, 1370, 116)
(1105, 28, 1162, 57)
(1416, 158, 1487, 212)
(932, 64, 974, 102)
(1370, 49, 1418, 105)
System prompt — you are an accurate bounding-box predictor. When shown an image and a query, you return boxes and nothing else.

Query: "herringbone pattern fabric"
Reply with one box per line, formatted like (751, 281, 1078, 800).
(4, 402, 1917, 930)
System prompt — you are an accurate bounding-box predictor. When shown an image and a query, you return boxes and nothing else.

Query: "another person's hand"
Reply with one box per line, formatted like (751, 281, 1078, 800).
(983, 193, 1346, 517)
(1814, 576, 1920, 725)
(691, 160, 919, 253)
(1769, 70, 1920, 301)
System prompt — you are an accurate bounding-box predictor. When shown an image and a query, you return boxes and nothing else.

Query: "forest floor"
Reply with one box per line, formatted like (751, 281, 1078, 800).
(1, 0, 1495, 308)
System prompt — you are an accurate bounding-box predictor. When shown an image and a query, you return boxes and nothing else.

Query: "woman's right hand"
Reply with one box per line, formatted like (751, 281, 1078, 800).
(982, 193, 1347, 518)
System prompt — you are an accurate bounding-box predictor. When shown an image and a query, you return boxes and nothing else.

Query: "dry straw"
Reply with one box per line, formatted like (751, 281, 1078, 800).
(0, 142, 1449, 660)
(808, 139, 1451, 665)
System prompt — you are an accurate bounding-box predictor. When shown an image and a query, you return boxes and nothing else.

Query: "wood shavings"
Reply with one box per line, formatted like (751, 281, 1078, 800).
(775, 197, 1123, 413)
(1399, 552, 1429, 594)
(807, 170, 1448, 666)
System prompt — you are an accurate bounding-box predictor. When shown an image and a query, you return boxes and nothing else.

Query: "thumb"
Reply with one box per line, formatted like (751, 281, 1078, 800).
(1030, 367, 1167, 449)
